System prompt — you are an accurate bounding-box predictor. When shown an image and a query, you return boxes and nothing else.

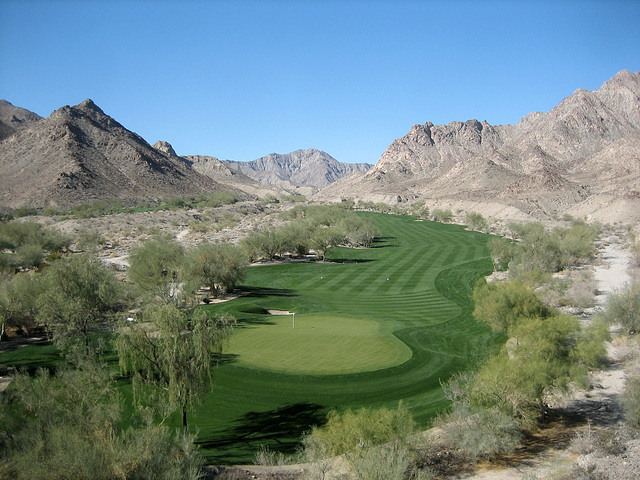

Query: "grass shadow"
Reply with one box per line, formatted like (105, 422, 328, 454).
(327, 258, 374, 264)
(197, 402, 327, 464)
(370, 236, 399, 248)
(240, 285, 298, 298)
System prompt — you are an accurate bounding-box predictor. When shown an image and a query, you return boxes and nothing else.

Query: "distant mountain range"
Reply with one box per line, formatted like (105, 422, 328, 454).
(1, 70, 639, 225)
(316, 70, 640, 224)
(0, 100, 362, 208)
(223, 150, 372, 187)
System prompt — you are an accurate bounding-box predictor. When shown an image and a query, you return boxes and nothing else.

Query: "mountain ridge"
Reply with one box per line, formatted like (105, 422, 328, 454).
(0, 99, 242, 208)
(315, 70, 640, 224)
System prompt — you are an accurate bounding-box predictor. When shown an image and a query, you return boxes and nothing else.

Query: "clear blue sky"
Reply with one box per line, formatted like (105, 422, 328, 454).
(1, 0, 639, 164)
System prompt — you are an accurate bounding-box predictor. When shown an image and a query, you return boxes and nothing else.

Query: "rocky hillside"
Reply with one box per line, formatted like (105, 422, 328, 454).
(0, 100, 245, 209)
(0, 100, 42, 142)
(224, 149, 372, 187)
(317, 70, 640, 224)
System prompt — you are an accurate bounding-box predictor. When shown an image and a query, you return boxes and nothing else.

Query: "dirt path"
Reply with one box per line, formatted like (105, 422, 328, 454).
(441, 241, 633, 480)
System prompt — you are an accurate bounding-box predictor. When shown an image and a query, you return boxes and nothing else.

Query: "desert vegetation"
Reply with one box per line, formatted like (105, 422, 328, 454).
(0, 198, 629, 479)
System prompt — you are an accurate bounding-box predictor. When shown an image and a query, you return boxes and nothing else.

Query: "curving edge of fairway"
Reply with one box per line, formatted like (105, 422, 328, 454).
(228, 314, 413, 375)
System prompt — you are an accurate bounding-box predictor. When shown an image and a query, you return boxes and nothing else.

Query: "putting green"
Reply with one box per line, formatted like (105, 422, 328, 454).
(229, 314, 412, 374)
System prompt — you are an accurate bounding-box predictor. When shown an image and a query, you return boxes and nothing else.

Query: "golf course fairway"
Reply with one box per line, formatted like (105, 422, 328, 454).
(0, 212, 498, 464)
(193, 212, 498, 463)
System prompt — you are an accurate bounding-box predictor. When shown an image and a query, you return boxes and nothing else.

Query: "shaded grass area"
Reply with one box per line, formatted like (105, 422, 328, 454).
(0, 213, 498, 465)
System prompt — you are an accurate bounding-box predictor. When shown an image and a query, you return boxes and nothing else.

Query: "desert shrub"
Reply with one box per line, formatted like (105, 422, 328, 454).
(347, 441, 413, 480)
(623, 375, 640, 429)
(72, 200, 125, 218)
(37, 254, 124, 359)
(432, 209, 453, 223)
(261, 194, 280, 204)
(302, 404, 415, 459)
(14, 244, 44, 268)
(601, 281, 640, 334)
(338, 214, 378, 248)
(487, 237, 515, 271)
(253, 445, 292, 466)
(279, 193, 307, 203)
(409, 201, 429, 219)
(0, 271, 43, 336)
(183, 242, 247, 297)
(188, 219, 212, 234)
(12, 206, 38, 218)
(564, 270, 598, 309)
(199, 191, 237, 207)
(472, 279, 551, 333)
(128, 235, 185, 303)
(75, 229, 106, 252)
(0, 221, 68, 252)
(508, 221, 597, 274)
(465, 212, 489, 232)
(162, 196, 187, 208)
(434, 405, 521, 460)
(572, 320, 610, 369)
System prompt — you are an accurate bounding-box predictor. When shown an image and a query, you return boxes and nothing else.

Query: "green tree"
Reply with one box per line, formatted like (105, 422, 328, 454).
(128, 235, 185, 302)
(310, 226, 344, 261)
(37, 254, 123, 358)
(1, 363, 203, 480)
(117, 303, 235, 435)
(486, 237, 515, 271)
(0, 271, 43, 339)
(472, 279, 551, 333)
(184, 242, 247, 297)
(338, 215, 378, 247)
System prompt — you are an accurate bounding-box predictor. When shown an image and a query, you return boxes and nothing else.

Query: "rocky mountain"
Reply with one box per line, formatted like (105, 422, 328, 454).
(317, 70, 640, 224)
(224, 149, 372, 187)
(0, 100, 42, 142)
(0, 99, 244, 209)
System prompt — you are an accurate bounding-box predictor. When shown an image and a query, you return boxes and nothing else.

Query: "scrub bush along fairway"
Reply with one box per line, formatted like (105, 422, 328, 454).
(195, 213, 497, 463)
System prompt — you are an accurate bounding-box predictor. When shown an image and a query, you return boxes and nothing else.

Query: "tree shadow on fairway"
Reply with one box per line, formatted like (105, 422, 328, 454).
(327, 258, 374, 264)
(240, 285, 298, 298)
(197, 402, 327, 464)
(212, 352, 240, 366)
(370, 236, 399, 248)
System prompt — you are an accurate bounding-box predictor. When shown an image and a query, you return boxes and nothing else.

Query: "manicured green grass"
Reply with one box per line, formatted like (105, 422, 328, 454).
(192, 213, 498, 463)
(229, 314, 412, 374)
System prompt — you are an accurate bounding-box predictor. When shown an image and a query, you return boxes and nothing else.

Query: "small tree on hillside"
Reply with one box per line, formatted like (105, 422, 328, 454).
(117, 303, 235, 435)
